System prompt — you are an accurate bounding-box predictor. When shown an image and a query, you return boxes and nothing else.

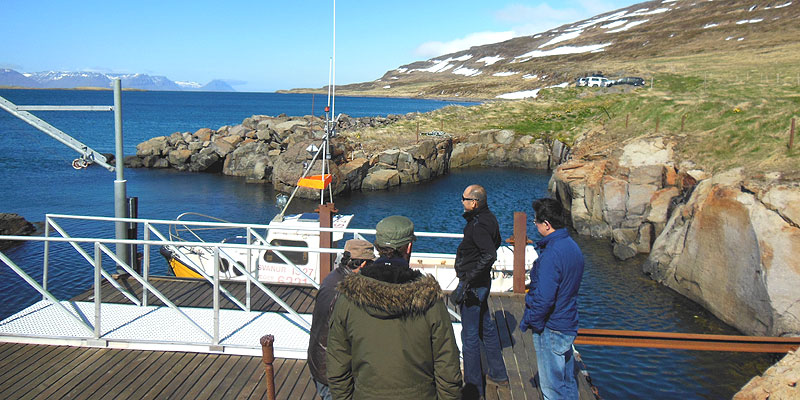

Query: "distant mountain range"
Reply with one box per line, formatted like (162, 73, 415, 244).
(0, 69, 235, 92)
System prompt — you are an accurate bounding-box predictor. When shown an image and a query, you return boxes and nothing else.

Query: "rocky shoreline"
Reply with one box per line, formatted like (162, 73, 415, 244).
(127, 113, 799, 396)
(0, 213, 37, 250)
(124, 113, 558, 197)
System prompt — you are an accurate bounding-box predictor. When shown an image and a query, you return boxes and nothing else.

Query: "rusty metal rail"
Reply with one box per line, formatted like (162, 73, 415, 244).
(576, 329, 800, 353)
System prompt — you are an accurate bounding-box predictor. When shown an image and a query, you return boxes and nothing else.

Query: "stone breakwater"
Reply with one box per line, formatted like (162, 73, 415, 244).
(125, 114, 557, 198)
(549, 136, 800, 339)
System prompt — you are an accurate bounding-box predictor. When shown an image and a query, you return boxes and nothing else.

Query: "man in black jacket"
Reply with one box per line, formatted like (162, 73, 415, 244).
(455, 184, 509, 399)
(307, 239, 375, 400)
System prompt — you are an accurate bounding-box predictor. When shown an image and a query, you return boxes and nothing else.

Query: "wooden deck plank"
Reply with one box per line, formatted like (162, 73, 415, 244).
(0, 344, 62, 387)
(105, 351, 174, 399)
(88, 350, 166, 399)
(19, 347, 104, 400)
(49, 348, 142, 398)
(0, 343, 55, 377)
(166, 353, 224, 399)
(138, 351, 198, 399)
(208, 357, 257, 399)
(1, 345, 82, 397)
(148, 350, 209, 398)
(278, 358, 312, 400)
(236, 358, 266, 400)
(124, 351, 192, 399)
(489, 295, 523, 400)
(192, 354, 241, 400)
(31, 346, 128, 399)
(502, 295, 540, 400)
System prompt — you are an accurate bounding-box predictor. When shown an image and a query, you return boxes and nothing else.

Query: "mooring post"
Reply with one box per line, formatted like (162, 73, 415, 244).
(260, 335, 276, 400)
(318, 203, 337, 282)
(505, 212, 529, 294)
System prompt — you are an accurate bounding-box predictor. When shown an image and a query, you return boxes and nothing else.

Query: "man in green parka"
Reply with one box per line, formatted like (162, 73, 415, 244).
(326, 215, 462, 399)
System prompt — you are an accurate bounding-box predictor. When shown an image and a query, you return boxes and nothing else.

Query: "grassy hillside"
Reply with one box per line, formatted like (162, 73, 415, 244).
(343, 66, 799, 177)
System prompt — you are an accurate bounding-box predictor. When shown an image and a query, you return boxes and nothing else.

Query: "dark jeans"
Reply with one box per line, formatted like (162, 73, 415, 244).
(460, 284, 508, 397)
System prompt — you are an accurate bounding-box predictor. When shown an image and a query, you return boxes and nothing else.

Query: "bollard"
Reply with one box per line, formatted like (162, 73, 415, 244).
(260, 335, 276, 400)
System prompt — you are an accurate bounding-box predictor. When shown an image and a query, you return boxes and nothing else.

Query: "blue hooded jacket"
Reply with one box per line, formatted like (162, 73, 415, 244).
(519, 228, 584, 336)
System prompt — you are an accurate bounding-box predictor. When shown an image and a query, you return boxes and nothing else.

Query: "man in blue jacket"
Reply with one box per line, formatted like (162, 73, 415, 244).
(520, 198, 584, 399)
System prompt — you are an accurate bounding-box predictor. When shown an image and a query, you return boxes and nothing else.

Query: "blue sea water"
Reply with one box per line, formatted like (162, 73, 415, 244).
(0, 89, 772, 399)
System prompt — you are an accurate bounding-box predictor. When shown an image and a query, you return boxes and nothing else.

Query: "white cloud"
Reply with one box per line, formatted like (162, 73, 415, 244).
(414, 31, 514, 58)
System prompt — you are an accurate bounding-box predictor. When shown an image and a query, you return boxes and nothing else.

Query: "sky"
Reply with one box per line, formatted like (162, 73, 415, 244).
(1, 0, 643, 92)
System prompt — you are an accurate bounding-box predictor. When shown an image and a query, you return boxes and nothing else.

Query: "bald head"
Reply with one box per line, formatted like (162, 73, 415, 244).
(464, 184, 487, 207)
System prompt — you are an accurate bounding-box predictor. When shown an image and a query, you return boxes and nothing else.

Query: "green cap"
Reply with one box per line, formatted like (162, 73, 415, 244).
(375, 215, 416, 249)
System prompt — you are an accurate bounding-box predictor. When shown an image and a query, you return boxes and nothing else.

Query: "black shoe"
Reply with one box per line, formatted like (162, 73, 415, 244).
(485, 375, 510, 387)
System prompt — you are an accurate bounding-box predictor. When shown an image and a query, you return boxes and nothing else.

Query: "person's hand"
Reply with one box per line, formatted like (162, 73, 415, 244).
(450, 281, 466, 305)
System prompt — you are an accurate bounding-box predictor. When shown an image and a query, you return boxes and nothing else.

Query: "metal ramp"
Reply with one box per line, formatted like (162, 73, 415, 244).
(0, 300, 463, 358)
(0, 300, 312, 358)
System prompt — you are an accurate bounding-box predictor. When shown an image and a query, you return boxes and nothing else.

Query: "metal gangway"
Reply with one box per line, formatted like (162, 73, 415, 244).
(0, 214, 466, 358)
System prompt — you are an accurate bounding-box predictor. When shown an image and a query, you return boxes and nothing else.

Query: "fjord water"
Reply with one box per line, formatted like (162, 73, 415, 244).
(0, 90, 771, 398)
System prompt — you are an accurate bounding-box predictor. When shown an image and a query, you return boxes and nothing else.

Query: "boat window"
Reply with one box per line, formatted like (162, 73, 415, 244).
(263, 239, 309, 265)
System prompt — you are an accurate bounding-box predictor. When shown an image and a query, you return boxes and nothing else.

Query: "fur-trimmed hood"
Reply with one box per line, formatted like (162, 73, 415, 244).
(337, 272, 443, 319)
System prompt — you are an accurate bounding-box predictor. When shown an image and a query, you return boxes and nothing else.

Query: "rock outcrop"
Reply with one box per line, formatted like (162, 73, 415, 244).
(549, 136, 800, 338)
(450, 129, 551, 169)
(643, 170, 800, 336)
(734, 349, 800, 399)
(0, 213, 36, 250)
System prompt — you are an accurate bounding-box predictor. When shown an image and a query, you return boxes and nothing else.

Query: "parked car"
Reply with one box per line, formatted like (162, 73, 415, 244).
(586, 76, 610, 87)
(576, 77, 588, 87)
(610, 77, 645, 86)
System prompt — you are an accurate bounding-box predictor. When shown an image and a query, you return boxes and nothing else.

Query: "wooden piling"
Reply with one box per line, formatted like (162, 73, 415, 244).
(318, 203, 337, 282)
(505, 212, 529, 294)
(260, 335, 277, 400)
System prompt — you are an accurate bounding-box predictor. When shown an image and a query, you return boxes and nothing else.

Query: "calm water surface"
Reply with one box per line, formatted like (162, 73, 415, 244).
(0, 90, 773, 399)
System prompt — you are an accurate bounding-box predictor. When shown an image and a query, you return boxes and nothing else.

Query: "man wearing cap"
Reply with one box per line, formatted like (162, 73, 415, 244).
(326, 215, 462, 400)
(308, 239, 375, 400)
(454, 184, 509, 399)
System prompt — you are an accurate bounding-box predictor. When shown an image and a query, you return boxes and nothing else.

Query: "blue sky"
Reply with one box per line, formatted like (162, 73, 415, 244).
(1, 0, 642, 92)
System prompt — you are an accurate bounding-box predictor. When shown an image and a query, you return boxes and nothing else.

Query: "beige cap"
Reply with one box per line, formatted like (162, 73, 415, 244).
(344, 239, 376, 260)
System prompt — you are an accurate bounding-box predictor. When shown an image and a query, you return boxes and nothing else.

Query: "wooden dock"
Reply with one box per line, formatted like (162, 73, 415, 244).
(0, 276, 598, 399)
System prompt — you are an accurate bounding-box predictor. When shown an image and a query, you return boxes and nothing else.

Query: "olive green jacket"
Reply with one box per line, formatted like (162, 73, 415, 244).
(326, 269, 462, 399)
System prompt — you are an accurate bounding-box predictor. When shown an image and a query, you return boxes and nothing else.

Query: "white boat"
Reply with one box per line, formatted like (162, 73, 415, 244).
(159, 211, 537, 292)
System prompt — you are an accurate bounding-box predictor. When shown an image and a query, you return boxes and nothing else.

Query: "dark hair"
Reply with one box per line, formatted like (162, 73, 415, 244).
(339, 251, 374, 270)
(375, 244, 407, 259)
(532, 198, 566, 230)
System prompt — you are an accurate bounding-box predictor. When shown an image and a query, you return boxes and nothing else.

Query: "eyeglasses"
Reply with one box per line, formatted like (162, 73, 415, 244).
(461, 196, 477, 202)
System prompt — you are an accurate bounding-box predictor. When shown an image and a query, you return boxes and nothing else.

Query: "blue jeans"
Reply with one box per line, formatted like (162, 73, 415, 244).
(532, 327, 578, 400)
(313, 379, 332, 400)
(460, 284, 508, 397)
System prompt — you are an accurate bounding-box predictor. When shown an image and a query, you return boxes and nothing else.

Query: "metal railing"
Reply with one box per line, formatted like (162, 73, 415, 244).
(0, 213, 474, 347)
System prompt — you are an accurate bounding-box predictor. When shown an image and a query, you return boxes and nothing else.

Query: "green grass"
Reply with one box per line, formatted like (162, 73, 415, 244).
(344, 72, 799, 175)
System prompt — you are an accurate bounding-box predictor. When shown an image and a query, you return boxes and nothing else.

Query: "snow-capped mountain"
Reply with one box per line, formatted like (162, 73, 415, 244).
(1, 69, 235, 92)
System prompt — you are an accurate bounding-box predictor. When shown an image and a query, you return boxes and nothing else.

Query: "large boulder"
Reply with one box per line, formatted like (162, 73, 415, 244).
(136, 136, 169, 157)
(271, 140, 345, 198)
(222, 141, 273, 181)
(362, 169, 401, 191)
(644, 170, 800, 336)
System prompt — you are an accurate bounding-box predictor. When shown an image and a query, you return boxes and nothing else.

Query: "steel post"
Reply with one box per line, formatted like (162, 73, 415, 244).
(94, 243, 102, 339)
(113, 79, 129, 269)
(43, 218, 50, 299)
(213, 248, 220, 347)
